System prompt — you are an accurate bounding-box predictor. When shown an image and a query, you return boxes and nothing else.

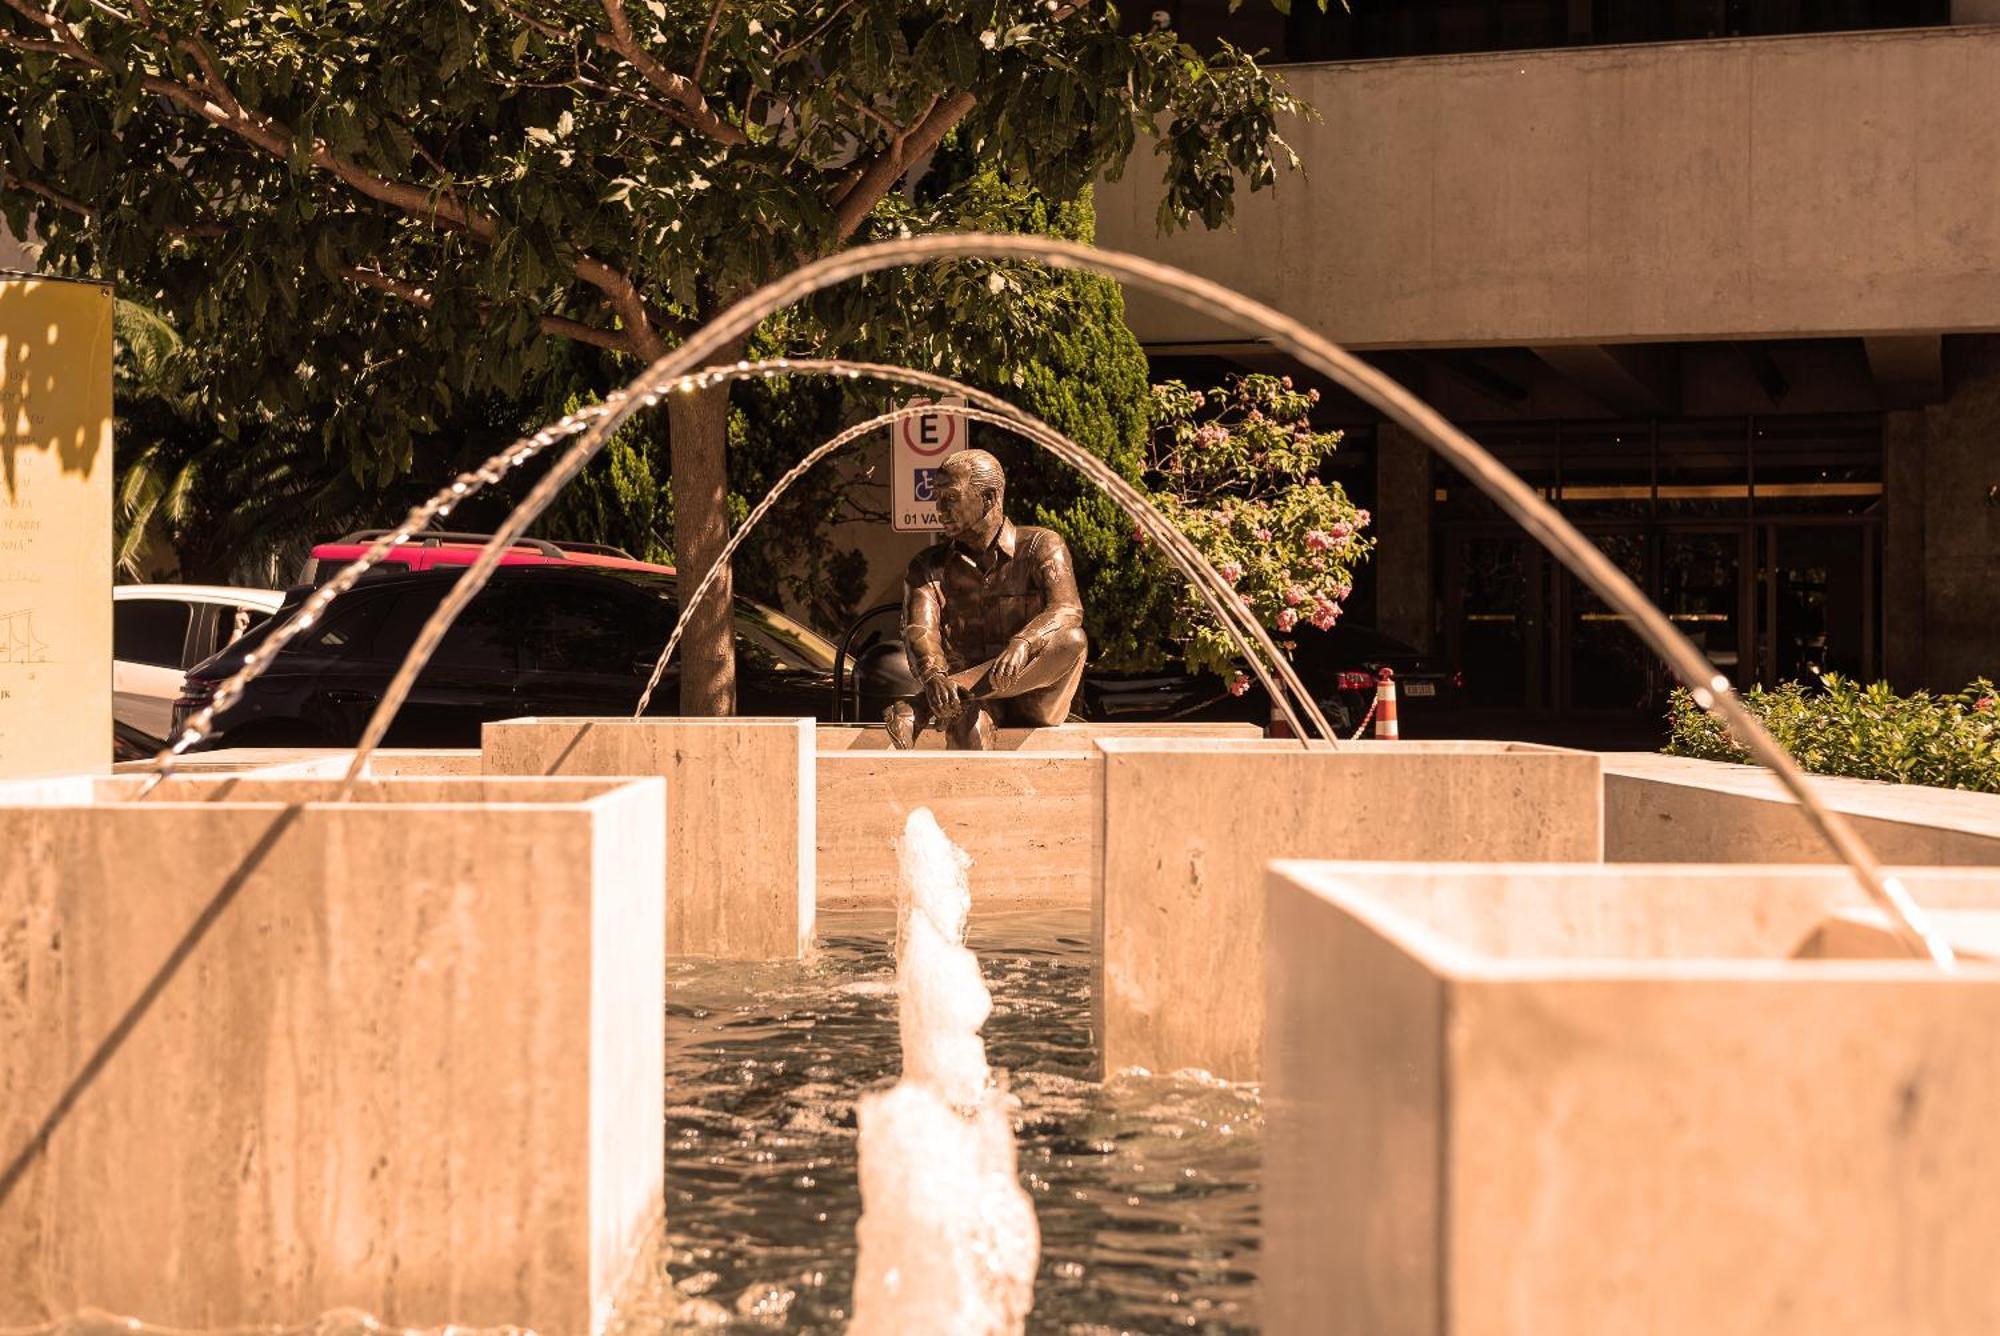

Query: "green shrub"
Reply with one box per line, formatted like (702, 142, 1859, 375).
(1665, 676, 2000, 793)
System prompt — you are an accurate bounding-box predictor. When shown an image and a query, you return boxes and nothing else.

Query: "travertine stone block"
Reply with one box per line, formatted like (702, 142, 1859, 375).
(0, 775, 665, 1334)
(1263, 861, 2000, 1336)
(817, 750, 1098, 910)
(483, 717, 814, 959)
(0, 277, 113, 779)
(814, 721, 1261, 751)
(1096, 740, 1602, 1080)
(113, 748, 486, 779)
(1604, 752, 2000, 864)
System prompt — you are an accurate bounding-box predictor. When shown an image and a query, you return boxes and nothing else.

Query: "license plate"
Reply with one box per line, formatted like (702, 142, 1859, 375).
(1404, 682, 1436, 697)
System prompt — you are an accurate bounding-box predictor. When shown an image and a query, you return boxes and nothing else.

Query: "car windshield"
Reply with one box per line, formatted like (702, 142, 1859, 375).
(734, 599, 838, 672)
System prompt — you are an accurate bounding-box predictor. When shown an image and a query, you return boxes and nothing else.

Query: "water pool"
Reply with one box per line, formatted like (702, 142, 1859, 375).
(613, 909, 1262, 1335)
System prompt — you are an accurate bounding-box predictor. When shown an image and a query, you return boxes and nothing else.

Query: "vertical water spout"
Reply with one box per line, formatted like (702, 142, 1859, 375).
(849, 809, 1039, 1334)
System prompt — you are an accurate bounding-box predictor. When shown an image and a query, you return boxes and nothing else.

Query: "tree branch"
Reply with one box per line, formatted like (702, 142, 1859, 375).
(489, 0, 565, 41)
(5, 166, 228, 237)
(2, 168, 91, 217)
(594, 0, 748, 146)
(175, 34, 242, 119)
(829, 91, 977, 241)
(835, 89, 900, 139)
(341, 264, 633, 353)
(692, 0, 724, 85)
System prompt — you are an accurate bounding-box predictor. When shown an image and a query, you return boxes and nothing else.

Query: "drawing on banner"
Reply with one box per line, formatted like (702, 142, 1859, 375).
(891, 396, 968, 531)
(0, 609, 49, 664)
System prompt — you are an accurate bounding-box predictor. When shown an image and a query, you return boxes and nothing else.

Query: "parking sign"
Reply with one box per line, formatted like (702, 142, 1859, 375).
(891, 396, 967, 532)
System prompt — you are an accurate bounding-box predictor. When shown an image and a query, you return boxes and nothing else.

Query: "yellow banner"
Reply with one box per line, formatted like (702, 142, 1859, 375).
(0, 276, 114, 777)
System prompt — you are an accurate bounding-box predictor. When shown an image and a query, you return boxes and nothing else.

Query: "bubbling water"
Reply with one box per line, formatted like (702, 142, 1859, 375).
(847, 810, 1039, 1335)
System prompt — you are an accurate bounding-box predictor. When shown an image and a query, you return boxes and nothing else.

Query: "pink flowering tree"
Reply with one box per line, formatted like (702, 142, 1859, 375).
(1141, 374, 1374, 687)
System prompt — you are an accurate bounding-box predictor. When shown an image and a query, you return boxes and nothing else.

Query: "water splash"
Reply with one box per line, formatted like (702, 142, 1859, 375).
(848, 810, 1039, 1335)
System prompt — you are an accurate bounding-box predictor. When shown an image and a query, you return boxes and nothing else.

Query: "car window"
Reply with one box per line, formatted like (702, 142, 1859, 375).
(517, 582, 667, 675)
(194, 603, 274, 661)
(365, 584, 520, 672)
(113, 598, 191, 668)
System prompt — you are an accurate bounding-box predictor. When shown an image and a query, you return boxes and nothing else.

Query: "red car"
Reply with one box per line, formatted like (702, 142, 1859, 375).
(299, 530, 672, 584)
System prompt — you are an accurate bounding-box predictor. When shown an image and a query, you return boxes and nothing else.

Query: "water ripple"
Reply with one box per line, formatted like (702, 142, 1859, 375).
(612, 908, 1261, 1335)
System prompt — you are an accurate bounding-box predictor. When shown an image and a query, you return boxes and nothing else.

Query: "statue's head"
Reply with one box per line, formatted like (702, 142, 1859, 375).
(933, 449, 1006, 546)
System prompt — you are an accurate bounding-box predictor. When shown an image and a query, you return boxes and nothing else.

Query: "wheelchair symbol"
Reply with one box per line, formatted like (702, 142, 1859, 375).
(913, 468, 938, 502)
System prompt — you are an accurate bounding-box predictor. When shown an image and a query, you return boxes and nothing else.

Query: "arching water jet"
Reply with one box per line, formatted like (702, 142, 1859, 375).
(315, 234, 1946, 966)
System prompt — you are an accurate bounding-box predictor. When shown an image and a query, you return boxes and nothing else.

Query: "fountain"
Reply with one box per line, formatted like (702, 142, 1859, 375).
(10, 233, 1997, 1334)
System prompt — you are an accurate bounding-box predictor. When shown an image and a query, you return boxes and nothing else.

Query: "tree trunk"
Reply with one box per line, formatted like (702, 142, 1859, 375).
(667, 369, 738, 716)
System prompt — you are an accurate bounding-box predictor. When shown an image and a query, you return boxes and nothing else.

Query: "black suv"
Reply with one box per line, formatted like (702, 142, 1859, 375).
(175, 565, 901, 748)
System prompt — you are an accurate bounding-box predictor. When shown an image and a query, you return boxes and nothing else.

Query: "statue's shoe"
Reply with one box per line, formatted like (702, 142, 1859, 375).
(884, 700, 919, 750)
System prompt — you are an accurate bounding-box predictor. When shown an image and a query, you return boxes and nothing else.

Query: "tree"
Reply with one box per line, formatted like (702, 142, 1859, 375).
(2, 0, 1305, 713)
(1144, 373, 1371, 683)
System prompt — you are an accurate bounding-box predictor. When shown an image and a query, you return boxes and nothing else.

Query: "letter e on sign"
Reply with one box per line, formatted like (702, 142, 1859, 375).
(891, 396, 967, 532)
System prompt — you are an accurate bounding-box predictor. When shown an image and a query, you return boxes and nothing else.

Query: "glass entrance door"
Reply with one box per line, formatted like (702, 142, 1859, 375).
(1556, 528, 1652, 713)
(1442, 529, 1545, 709)
(1762, 522, 1878, 685)
(1660, 526, 1751, 690)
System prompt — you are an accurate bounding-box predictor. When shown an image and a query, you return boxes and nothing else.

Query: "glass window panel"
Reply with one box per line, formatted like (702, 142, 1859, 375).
(1752, 415, 1882, 516)
(1658, 419, 1751, 518)
(1558, 421, 1653, 520)
(1436, 424, 1557, 519)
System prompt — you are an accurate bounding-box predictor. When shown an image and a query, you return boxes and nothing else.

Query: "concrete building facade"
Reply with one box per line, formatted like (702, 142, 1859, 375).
(1099, 8, 2000, 732)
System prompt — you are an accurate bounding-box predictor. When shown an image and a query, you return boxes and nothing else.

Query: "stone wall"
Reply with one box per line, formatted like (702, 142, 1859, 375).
(1099, 26, 2000, 350)
(1909, 366, 2000, 690)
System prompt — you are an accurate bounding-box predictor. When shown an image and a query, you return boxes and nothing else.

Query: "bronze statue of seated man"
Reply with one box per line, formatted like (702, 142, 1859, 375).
(886, 449, 1087, 750)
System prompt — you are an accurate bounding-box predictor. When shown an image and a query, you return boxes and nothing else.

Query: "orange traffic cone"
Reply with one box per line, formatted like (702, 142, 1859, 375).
(1373, 667, 1400, 740)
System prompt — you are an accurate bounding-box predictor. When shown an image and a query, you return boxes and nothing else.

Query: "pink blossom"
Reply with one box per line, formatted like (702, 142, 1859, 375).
(1254, 527, 1272, 543)
(1310, 598, 1341, 632)
(1281, 375, 1294, 390)
(1195, 423, 1230, 450)
(1239, 593, 1255, 609)
(1979, 696, 1996, 713)
(1284, 584, 1306, 606)
(1304, 529, 1332, 553)
(1276, 608, 1299, 632)
(1218, 560, 1244, 584)
(1328, 522, 1351, 541)
(1355, 509, 1371, 527)
(1334, 583, 1353, 600)
(1228, 673, 1251, 697)
(1308, 388, 1322, 404)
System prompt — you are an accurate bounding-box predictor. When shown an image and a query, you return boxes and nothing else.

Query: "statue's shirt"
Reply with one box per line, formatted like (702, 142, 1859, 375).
(902, 519, 1084, 676)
